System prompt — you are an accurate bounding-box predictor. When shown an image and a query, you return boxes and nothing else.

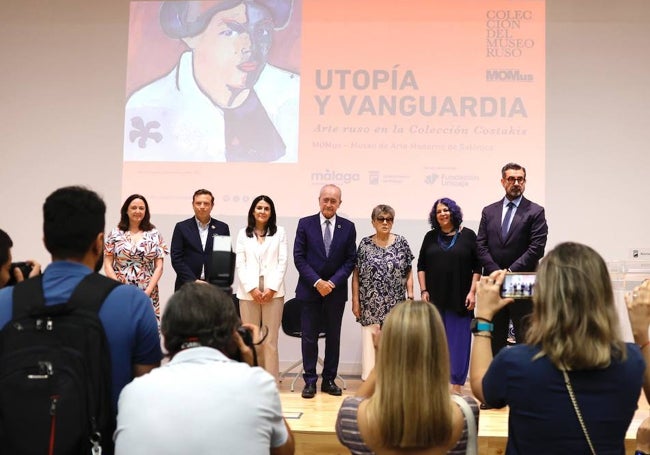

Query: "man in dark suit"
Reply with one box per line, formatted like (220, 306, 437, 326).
(477, 163, 548, 355)
(294, 184, 356, 399)
(171, 189, 230, 291)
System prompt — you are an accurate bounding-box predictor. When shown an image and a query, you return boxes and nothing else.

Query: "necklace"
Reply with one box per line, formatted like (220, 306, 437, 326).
(437, 230, 459, 251)
(254, 229, 267, 237)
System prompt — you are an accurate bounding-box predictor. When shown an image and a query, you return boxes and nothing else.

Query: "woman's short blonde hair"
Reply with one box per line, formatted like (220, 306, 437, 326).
(527, 242, 625, 370)
(367, 300, 452, 449)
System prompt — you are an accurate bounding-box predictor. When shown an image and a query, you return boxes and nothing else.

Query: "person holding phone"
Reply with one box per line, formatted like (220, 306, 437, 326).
(470, 242, 644, 454)
(417, 198, 480, 393)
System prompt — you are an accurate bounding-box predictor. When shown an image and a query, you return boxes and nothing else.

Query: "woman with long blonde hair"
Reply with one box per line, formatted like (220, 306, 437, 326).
(471, 242, 645, 454)
(336, 300, 478, 454)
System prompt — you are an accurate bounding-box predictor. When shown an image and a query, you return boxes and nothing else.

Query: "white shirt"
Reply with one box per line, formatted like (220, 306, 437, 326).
(114, 347, 288, 454)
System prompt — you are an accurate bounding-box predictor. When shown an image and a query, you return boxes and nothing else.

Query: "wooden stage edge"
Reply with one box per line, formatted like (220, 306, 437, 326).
(278, 374, 648, 455)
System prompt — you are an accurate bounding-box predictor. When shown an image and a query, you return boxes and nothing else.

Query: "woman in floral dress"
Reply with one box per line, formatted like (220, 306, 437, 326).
(104, 194, 169, 322)
(352, 204, 414, 380)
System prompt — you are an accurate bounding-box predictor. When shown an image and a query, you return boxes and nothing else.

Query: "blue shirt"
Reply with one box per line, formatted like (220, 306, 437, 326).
(483, 343, 644, 454)
(0, 261, 163, 409)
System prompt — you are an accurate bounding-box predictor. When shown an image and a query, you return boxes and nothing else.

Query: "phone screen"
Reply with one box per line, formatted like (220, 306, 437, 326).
(500, 273, 536, 299)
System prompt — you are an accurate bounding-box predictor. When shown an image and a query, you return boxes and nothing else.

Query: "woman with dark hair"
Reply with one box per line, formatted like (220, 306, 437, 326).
(471, 242, 645, 453)
(235, 195, 287, 380)
(104, 194, 169, 321)
(417, 197, 480, 393)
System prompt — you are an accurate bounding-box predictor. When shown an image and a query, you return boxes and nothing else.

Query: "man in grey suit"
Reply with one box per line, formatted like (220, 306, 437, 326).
(476, 163, 548, 356)
(171, 189, 230, 291)
(294, 184, 356, 399)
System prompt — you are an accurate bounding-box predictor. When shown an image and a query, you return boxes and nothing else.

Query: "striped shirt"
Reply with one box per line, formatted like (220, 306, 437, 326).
(335, 395, 479, 454)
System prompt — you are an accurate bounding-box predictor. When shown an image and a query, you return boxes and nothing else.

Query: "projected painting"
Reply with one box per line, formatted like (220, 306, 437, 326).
(122, 0, 545, 219)
(124, 0, 301, 163)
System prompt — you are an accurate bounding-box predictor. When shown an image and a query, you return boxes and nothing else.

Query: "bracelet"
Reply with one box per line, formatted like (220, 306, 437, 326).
(407, 295, 414, 300)
(420, 289, 428, 294)
(639, 341, 650, 350)
(474, 332, 492, 338)
(475, 317, 492, 323)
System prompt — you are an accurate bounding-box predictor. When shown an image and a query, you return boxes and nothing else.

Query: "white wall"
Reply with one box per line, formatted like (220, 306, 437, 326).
(1, 1, 649, 374)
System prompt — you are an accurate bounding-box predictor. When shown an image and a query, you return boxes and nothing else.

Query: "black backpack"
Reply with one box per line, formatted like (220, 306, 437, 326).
(0, 273, 120, 455)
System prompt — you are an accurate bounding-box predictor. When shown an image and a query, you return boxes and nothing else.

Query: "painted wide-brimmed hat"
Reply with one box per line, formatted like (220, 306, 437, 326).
(160, 0, 294, 38)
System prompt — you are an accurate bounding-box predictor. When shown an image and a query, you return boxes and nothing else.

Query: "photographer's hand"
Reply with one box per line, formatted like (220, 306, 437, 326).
(234, 323, 263, 367)
(26, 260, 41, 279)
(626, 280, 650, 402)
(475, 270, 513, 321)
(13, 260, 42, 283)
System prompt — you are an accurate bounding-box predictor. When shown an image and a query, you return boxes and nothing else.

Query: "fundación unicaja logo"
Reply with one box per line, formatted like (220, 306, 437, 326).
(425, 173, 439, 185)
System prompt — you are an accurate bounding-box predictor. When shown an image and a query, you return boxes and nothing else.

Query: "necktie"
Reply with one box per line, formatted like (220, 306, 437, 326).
(223, 91, 286, 162)
(502, 202, 515, 238)
(324, 220, 332, 256)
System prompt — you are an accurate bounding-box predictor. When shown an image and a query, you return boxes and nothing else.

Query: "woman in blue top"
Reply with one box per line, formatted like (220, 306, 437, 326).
(470, 242, 645, 454)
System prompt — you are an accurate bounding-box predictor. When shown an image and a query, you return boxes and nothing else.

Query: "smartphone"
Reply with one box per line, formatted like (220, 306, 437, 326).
(500, 272, 536, 299)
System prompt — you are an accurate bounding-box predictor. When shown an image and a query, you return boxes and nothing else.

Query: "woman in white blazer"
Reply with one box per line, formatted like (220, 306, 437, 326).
(236, 195, 288, 380)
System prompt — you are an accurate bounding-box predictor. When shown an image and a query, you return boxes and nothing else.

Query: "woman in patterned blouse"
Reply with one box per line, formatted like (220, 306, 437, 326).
(104, 194, 169, 322)
(351, 204, 414, 381)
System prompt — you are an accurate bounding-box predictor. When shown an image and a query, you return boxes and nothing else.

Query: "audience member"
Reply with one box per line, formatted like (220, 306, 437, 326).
(294, 184, 356, 398)
(171, 189, 230, 290)
(235, 195, 288, 380)
(625, 278, 650, 401)
(0, 229, 41, 287)
(417, 197, 480, 394)
(470, 242, 644, 454)
(0, 187, 162, 432)
(637, 417, 650, 455)
(476, 162, 548, 356)
(114, 282, 294, 454)
(104, 194, 169, 322)
(352, 204, 413, 381)
(336, 300, 478, 454)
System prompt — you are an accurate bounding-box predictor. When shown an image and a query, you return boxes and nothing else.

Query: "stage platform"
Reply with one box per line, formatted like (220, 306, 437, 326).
(279, 375, 649, 454)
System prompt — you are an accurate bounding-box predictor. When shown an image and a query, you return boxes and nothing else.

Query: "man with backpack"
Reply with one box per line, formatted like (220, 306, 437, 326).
(0, 186, 162, 454)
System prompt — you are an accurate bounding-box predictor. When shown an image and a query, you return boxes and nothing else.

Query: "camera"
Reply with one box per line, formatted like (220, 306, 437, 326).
(500, 272, 536, 299)
(236, 326, 255, 349)
(6, 262, 33, 287)
(231, 326, 257, 364)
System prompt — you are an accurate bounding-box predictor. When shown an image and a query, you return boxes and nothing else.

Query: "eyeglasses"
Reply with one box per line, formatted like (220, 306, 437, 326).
(375, 216, 394, 223)
(505, 177, 526, 184)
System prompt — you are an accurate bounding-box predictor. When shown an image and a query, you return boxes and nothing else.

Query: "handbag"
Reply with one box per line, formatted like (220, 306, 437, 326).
(562, 370, 597, 455)
(451, 394, 478, 455)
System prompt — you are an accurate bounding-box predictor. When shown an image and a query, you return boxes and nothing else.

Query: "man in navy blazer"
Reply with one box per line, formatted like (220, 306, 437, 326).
(477, 163, 548, 356)
(171, 189, 230, 291)
(294, 184, 356, 398)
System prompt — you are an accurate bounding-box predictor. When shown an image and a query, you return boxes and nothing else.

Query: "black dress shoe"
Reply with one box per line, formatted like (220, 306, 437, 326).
(321, 379, 342, 396)
(301, 383, 316, 399)
(479, 403, 492, 410)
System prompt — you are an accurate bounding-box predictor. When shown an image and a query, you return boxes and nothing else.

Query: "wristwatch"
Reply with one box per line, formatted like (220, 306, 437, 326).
(470, 318, 494, 333)
(635, 450, 650, 455)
